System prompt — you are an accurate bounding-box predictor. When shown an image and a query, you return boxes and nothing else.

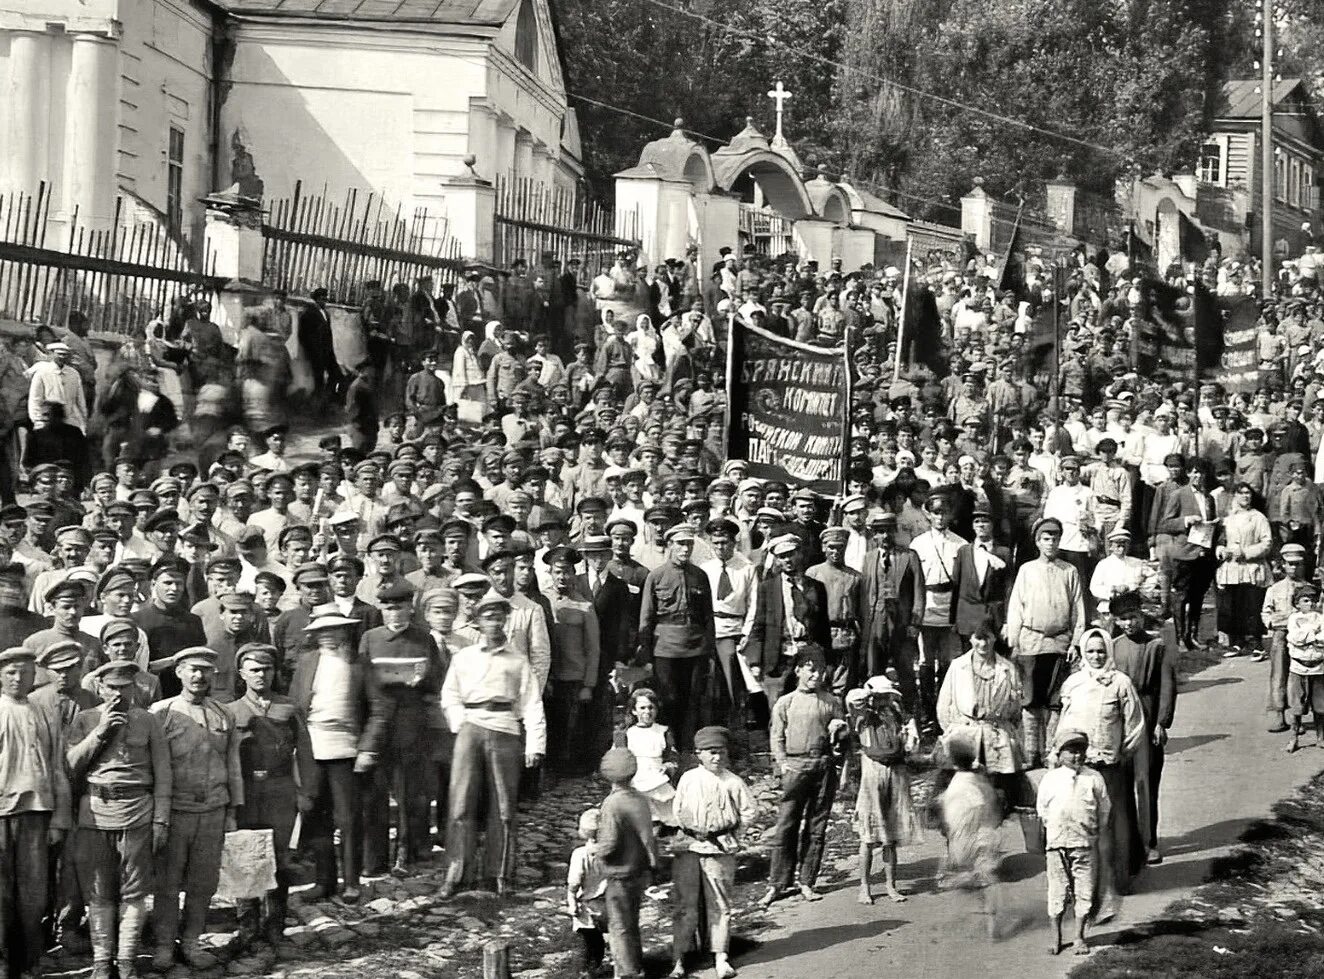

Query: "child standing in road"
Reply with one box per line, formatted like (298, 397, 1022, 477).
(566, 808, 608, 979)
(1036, 728, 1111, 956)
(847, 675, 921, 905)
(1285, 582, 1324, 751)
(1262, 544, 1308, 733)
(621, 687, 677, 827)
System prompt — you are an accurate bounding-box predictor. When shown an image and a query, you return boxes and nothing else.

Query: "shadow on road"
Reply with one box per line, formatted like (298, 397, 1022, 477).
(737, 918, 907, 964)
(1178, 675, 1244, 693)
(1165, 732, 1230, 754)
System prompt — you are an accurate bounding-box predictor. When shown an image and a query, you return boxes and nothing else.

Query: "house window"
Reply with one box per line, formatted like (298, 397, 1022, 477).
(514, 0, 537, 71)
(1291, 160, 1302, 207)
(167, 127, 184, 232)
(1198, 138, 1226, 186)
(1306, 164, 1316, 210)
(1275, 152, 1288, 202)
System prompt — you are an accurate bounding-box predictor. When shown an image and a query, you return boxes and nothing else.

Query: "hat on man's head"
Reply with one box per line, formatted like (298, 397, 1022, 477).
(170, 646, 219, 670)
(100, 618, 139, 645)
(693, 726, 731, 751)
(599, 747, 638, 783)
(236, 643, 278, 669)
(1054, 727, 1089, 753)
(37, 639, 84, 671)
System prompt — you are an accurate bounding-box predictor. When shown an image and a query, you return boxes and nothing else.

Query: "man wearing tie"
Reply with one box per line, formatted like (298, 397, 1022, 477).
(908, 497, 967, 732)
(858, 514, 925, 719)
(840, 495, 875, 573)
(747, 535, 832, 710)
(699, 518, 758, 730)
(950, 507, 1014, 642)
(575, 534, 634, 762)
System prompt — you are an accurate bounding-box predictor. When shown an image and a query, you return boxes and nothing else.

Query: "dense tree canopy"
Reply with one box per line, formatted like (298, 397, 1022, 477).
(552, 0, 1276, 220)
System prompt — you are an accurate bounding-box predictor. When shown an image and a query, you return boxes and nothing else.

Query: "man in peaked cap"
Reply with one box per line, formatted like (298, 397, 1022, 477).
(438, 590, 546, 897)
(66, 660, 170, 979)
(542, 545, 601, 775)
(805, 525, 863, 694)
(637, 515, 718, 752)
(228, 643, 315, 948)
(359, 579, 444, 876)
(149, 645, 242, 968)
(133, 557, 207, 700)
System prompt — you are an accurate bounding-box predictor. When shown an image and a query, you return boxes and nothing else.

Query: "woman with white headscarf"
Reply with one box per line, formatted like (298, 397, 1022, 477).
(1058, 627, 1146, 921)
(626, 313, 663, 386)
(451, 330, 487, 421)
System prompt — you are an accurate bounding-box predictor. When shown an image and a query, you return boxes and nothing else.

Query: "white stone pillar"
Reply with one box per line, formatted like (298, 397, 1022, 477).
(494, 114, 516, 183)
(660, 181, 691, 261)
(440, 174, 496, 262)
(793, 217, 837, 268)
(513, 131, 534, 182)
(961, 182, 994, 251)
(695, 192, 739, 273)
(466, 100, 499, 181)
(531, 142, 555, 190)
(4, 30, 52, 196)
(64, 32, 119, 229)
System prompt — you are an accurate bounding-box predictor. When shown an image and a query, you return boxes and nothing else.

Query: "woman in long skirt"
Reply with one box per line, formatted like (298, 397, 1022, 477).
(1215, 481, 1273, 658)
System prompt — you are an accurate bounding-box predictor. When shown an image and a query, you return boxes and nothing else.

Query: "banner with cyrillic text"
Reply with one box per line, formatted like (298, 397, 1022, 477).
(726, 320, 848, 494)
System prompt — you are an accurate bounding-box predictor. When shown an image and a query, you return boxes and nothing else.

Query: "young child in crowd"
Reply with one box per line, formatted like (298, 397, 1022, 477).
(847, 675, 921, 905)
(670, 726, 756, 979)
(1262, 543, 1308, 733)
(621, 687, 677, 828)
(594, 747, 657, 979)
(566, 808, 609, 979)
(1285, 582, 1324, 751)
(939, 730, 1005, 938)
(1036, 728, 1111, 956)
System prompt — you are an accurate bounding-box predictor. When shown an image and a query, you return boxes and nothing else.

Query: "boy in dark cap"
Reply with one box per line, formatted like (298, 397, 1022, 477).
(67, 660, 170, 979)
(593, 747, 657, 979)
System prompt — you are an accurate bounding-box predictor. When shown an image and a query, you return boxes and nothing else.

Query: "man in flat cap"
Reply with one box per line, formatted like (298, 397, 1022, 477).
(66, 660, 170, 979)
(747, 535, 831, 713)
(29, 639, 98, 955)
(24, 578, 102, 677)
(543, 546, 602, 774)
(1006, 518, 1087, 766)
(360, 580, 445, 876)
(806, 526, 863, 695)
(0, 645, 73, 977)
(440, 592, 546, 897)
(149, 647, 242, 968)
(637, 524, 718, 753)
(28, 525, 93, 618)
(229, 643, 314, 948)
(133, 558, 207, 699)
(858, 513, 925, 718)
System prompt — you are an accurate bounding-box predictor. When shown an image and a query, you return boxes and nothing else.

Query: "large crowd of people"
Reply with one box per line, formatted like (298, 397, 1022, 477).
(0, 233, 1321, 977)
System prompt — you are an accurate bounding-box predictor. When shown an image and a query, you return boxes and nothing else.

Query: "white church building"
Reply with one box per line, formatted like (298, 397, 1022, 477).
(0, 0, 584, 247)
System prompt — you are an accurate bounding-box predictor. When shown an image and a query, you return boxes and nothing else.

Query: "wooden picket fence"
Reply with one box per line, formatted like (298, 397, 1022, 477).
(261, 182, 465, 305)
(494, 176, 640, 279)
(0, 183, 221, 335)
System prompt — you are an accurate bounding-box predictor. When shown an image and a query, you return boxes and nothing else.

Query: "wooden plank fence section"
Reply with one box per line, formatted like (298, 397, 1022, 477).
(261, 182, 464, 306)
(494, 176, 640, 278)
(0, 183, 221, 335)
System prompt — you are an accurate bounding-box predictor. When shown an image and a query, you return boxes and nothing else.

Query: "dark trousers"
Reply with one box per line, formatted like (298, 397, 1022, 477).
(445, 724, 522, 888)
(364, 710, 432, 869)
(866, 621, 919, 719)
(1170, 554, 1217, 639)
(546, 680, 591, 774)
(653, 655, 710, 753)
(153, 808, 225, 947)
(307, 759, 363, 892)
(0, 811, 50, 972)
(917, 626, 961, 728)
(767, 758, 838, 891)
(604, 877, 646, 977)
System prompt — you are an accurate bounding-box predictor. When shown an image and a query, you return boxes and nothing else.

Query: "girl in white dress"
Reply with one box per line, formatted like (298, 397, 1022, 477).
(622, 688, 677, 826)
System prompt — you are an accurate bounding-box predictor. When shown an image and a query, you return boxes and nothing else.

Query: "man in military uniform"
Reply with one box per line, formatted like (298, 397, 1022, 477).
(30, 639, 99, 954)
(66, 661, 170, 979)
(637, 524, 718, 752)
(229, 643, 314, 947)
(359, 581, 444, 875)
(542, 546, 601, 774)
(0, 645, 73, 979)
(149, 647, 243, 969)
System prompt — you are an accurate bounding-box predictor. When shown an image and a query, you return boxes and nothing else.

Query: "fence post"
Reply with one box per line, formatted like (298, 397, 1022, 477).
(440, 173, 496, 263)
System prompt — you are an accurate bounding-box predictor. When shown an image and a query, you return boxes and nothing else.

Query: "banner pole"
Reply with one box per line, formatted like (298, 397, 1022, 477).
(841, 321, 855, 498)
(723, 308, 736, 460)
(1051, 265, 1062, 411)
(893, 237, 914, 385)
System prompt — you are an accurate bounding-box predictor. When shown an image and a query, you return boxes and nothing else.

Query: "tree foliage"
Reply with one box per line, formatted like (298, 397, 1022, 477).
(553, 0, 1271, 218)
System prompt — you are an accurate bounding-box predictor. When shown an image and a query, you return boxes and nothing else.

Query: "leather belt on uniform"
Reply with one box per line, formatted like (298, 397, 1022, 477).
(714, 612, 745, 619)
(464, 700, 513, 712)
(87, 783, 149, 802)
(925, 582, 953, 593)
(250, 768, 292, 781)
(1096, 496, 1121, 506)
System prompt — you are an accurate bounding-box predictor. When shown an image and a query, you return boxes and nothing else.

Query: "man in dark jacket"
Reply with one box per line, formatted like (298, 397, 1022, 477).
(857, 514, 924, 718)
(949, 508, 1014, 638)
(297, 288, 342, 405)
(746, 535, 832, 707)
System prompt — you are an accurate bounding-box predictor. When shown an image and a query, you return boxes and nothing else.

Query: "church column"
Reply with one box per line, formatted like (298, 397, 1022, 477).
(513, 130, 534, 183)
(64, 31, 119, 229)
(466, 99, 499, 181)
(4, 30, 52, 195)
(494, 112, 516, 184)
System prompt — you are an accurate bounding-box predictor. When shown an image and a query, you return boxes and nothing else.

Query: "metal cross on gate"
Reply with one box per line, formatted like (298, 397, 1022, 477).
(767, 80, 792, 139)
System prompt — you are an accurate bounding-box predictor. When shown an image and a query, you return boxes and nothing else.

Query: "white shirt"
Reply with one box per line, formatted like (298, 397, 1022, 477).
(27, 361, 87, 432)
(909, 528, 966, 627)
(970, 538, 1006, 586)
(700, 552, 758, 641)
(307, 653, 360, 760)
(441, 641, 546, 755)
(1043, 483, 1095, 554)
